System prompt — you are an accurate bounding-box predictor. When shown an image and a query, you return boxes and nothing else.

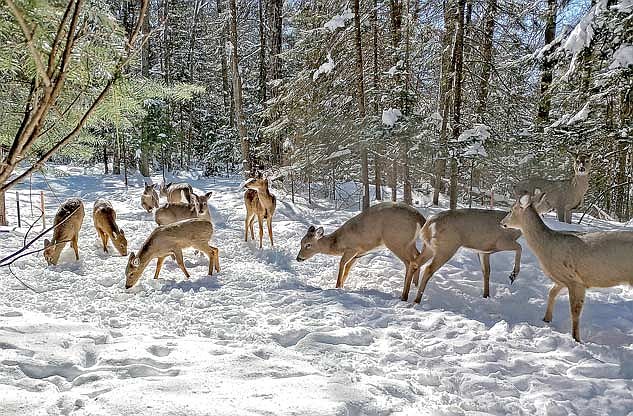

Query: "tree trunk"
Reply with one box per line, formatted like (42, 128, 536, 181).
(475, 0, 495, 120)
(268, 0, 283, 165)
(103, 145, 109, 174)
(113, 133, 121, 174)
(163, 0, 171, 85)
(217, 0, 231, 119)
(433, 0, 457, 205)
(371, 0, 381, 200)
(258, 0, 267, 104)
(537, 0, 557, 124)
(402, 140, 412, 204)
(229, 0, 251, 177)
(391, 159, 397, 202)
(449, 0, 466, 210)
(0, 191, 6, 226)
(353, 0, 370, 210)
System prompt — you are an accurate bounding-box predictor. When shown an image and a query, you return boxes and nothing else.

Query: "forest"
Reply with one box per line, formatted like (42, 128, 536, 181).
(0, 0, 630, 221)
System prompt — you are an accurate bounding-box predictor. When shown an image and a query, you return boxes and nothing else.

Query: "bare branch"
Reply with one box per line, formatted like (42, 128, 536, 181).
(5, 0, 52, 88)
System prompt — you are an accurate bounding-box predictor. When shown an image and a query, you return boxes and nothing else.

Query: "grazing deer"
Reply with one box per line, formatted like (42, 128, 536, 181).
(244, 174, 276, 248)
(296, 202, 426, 301)
(513, 153, 591, 223)
(141, 183, 159, 212)
(43, 198, 85, 265)
(154, 191, 213, 226)
(93, 199, 127, 256)
(125, 218, 220, 288)
(501, 191, 633, 342)
(412, 209, 522, 303)
(160, 181, 194, 205)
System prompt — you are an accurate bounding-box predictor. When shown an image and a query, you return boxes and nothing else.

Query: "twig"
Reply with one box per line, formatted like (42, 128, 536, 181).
(578, 181, 633, 224)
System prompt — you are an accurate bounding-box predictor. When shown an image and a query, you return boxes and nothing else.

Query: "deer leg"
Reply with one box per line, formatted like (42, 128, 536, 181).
(543, 283, 564, 323)
(479, 252, 491, 298)
(244, 214, 251, 242)
(98, 229, 108, 253)
(266, 217, 274, 247)
(154, 256, 166, 279)
(210, 246, 220, 273)
(173, 250, 191, 279)
(72, 234, 80, 260)
(568, 284, 586, 342)
(336, 251, 357, 288)
(249, 217, 256, 240)
(399, 243, 421, 301)
(564, 209, 572, 224)
(340, 256, 359, 287)
(556, 207, 566, 222)
(414, 247, 457, 304)
(257, 215, 264, 249)
(495, 239, 522, 283)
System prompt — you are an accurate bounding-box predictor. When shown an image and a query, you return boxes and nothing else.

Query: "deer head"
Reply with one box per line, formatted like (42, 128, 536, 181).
(296, 225, 325, 261)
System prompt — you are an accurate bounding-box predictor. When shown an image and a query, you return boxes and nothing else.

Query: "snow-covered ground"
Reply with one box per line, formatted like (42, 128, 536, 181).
(1, 167, 633, 415)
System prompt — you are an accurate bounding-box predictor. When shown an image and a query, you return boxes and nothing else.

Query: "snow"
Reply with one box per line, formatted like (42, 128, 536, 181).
(324, 148, 351, 160)
(1, 168, 633, 415)
(386, 60, 403, 77)
(567, 102, 592, 125)
(323, 9, 354, 32)
(381, 108, 402, 127)
(610, 44, 633, 69)
(312, 53, 335, 81)
(458, 124, 490, 158)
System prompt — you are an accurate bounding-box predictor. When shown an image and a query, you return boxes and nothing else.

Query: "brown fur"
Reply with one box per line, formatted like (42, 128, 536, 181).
(155, 191, 212, 226)
(43, 198, 85, 265)
(296, 202, 426, 301)
(141, 183, 159, 212)
(412, 209, 522, 303)
(244, 177, 276, 248)
(125, 218, 220, 288)
(160, 182, 194, 205)
(513, 153, 591, 223)
(501, 193, 633, 342)
(93, 199, 127, 256)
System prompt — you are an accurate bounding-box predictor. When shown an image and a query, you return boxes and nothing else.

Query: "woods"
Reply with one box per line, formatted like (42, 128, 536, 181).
(0, 0, 631, 221)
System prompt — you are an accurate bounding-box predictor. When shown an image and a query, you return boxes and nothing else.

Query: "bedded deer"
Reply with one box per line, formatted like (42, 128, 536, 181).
(125, 218, 220, 288)
(154, 191, 212, 226)
(43, 198, 85, 265)
(244, 174, 276, 248)
(501, 191, 633, 342)
(160, 181, 195, 205)
(141, 183, 159, 212)
(296, 202, 426, 301)
(412, 209, 522, 303)
(513, 153, 591, 223)
(93, 199, 127, 256)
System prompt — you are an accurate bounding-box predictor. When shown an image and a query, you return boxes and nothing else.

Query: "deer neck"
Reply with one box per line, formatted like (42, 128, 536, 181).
(316, 234, 344, 256)
(136, 243, 156, 273)
(256, 187, 274, 207)
(50, 240, 65, 265)
(520, 205, 555, 256)
(572, 173, 589, 196)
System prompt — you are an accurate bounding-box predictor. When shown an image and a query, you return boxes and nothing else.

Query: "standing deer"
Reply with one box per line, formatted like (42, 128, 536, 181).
(141, 183, 159, 212)
(125, 218, 220, 288)
(513, 153, 591, 223)
(160, 181, 195, 205)
(43, 198, 85, 265)
(412, 209, 522, 304)
(155, 191, 213, 225)
(296, 202, 426, 301)
(501, 191, 633, 342)
(244, 174, 276, 248)
(93, 199, 127, 256)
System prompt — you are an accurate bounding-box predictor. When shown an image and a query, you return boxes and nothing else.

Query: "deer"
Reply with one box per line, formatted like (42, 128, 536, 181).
(501, 190, 633, 342)
(160, 181, 195, 205)
(411, 209, 522, 304)
(141, 183, 159, 212)
(155, 191, 213, 226)
(296, 202, 426, 301)
(125, 218, 220, 288)
(93, 199, 127, 256)
(513, 152, 592, 223)
(244, 173, 276, 249)
(43, 198, 85, 265)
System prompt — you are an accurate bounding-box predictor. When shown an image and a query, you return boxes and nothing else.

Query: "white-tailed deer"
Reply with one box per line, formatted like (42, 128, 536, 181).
(160, 181, 194, 205)
(93, 199, 127, 256)
(141, 183, 159, 212)
(501, 191, 633, 342)
(513, 153, 591, 223)
(43, 198, 85, 265)
(244, 174, 276, 248)
(412, 209, 522, 303)
(154, 191, 213, 226)
(296, 202, 426, 301)
(125, 218, 220, 288)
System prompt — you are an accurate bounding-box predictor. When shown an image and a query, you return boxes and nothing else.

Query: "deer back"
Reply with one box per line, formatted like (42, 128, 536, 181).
(155, 202, 198, 226)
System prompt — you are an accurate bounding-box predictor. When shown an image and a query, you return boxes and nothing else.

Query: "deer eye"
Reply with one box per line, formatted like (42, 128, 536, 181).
(305, 243, 312, 249)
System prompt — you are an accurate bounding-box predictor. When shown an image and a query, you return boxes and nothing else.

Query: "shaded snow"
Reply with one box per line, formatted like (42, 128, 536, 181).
(1, 169, 633, 415)
(313, 53, 335, 81)
(381, 108, 402, 127)
(610, 44, 633, 69)
(324, 9, 354, 32)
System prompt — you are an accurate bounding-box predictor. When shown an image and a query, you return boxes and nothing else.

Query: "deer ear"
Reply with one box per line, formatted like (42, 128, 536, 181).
(519, 194, 531, 208)
(112, 232, 118, 240)
(119, 229, 125, 236)
(315, 227, 324, 238)
(44, 238, 50, 247)
(205, 191, 213, 198)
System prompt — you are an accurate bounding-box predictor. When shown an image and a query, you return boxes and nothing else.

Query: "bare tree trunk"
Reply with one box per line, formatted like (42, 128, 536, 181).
(433, 0, 457, 205)
(537, 0, 557, 124)
(217, 0, 231, 120)
(258, 0, 267, 104)
(449, 0, 466, 210)
(229, 0, 251, 177)
(268, 0, 283, 166)
(163, 0, 171, 85)
(113, 133, 121, 174)
(0, 192, 6, 226)
(476, 0, 495, 120)
(103, 145, 109, 174)
(391, 159, 397, 201)
(371, 0, 382, 201)
(353, 0, 370, 210)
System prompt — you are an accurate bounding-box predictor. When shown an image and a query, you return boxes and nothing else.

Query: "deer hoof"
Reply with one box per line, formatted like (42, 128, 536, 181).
(508, 272, 517, 284)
